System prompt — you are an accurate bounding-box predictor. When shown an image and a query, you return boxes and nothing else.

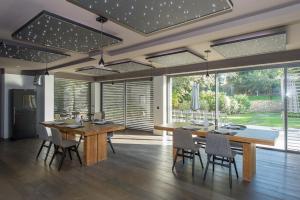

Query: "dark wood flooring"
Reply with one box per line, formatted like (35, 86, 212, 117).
(0, 131, 300, 200)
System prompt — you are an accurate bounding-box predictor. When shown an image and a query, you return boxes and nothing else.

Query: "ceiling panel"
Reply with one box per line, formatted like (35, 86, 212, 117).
(77, 67, 118, 76)
(146, 49, 205, 68)
(211, 28, 287, 58)
(107, 61, 153, 73)
(67, 0, 233, 35)
(12, 11, 122, 53)
(0, 39, 69, 63)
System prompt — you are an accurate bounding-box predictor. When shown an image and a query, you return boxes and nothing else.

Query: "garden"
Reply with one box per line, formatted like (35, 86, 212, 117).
(171, 69, 292, 128)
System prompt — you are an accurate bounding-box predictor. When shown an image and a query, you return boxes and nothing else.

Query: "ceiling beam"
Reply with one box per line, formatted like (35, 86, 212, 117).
(95, 48, 300, 81)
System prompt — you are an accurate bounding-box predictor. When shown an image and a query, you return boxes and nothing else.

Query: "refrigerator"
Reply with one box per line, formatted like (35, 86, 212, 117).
(10, 89, 37, 140)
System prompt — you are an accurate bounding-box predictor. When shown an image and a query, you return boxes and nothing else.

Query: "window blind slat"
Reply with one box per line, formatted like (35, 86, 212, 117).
(54, 78, 91, 118)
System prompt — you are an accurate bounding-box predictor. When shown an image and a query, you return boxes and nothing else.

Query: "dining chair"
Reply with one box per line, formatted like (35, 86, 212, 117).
(36, 126, 52, 161)
(94, 111, 116, 154)
(49, 128, 82, 171)
(172, 128, 204, 176)
(203, 133, 239, 188)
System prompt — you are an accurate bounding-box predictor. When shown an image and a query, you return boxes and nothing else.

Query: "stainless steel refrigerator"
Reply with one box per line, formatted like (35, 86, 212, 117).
(10, 89, 37, 139)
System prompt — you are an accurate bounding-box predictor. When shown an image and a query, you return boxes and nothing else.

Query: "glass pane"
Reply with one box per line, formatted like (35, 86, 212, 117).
(170, 74, 216, 125)
(217, 69, 284, 150)
(287, 67, 300, 151)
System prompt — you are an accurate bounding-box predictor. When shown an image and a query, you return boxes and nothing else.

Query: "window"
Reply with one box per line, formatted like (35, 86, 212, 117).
(54, 77, 91, 119)
(101, 79, 154, 131)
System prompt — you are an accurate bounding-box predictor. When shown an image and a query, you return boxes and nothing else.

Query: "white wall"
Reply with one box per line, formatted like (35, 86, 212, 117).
(91, 82, 101, 113)
(153, 76, 167, 135)
(1, 74, 35, 139)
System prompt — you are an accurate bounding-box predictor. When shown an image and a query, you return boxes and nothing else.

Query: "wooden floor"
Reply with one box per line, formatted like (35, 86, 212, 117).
(0, 130, 300, 200)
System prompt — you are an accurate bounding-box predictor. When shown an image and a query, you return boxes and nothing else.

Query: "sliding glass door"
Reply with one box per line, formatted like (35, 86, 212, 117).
(287, 67, 300, 151)
(216, 69, 285, 150)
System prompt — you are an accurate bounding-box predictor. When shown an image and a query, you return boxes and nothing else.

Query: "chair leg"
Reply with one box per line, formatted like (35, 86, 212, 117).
(74, 146, 82, 166)
(45, 142, 52, 161)
(49, 145, 58, 166)
(68, 149, 73, 160)
(172, 149, 179, 171)
(197, 150, 204, 168)
(58, 148, 66, 171)
(76, 135, 83, 149)
(108, 138, 116, 154)
(192, 151, 195, 176)
(229, 158, 232, 189)
(36, 140, 45, 160)
(233, 158, 239, 179)
(203, 155, 211, 181)
(212, 155, 215, 172)
(182, 149, 185, 164)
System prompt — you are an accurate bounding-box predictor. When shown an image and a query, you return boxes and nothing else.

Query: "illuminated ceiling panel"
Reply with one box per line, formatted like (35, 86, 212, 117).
(67, 0, 233, 35)
(0, 40, 68, 63)
(146, 49, 205, 68)
(211, 28, 287, 58)
(77, 67, 119, 76)
(107, 61, 153, 73)
(12, 11, 122, 53)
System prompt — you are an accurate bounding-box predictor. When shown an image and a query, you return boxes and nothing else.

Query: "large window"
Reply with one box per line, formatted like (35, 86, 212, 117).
(54, 78, 91, 119)
(169, 66, 300, 151)
(102, 79, 154, 131)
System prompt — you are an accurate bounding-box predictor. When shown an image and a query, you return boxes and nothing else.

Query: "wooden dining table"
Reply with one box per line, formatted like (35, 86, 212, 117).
(41, 121, 125, 166)
(154, 123, 279, 182)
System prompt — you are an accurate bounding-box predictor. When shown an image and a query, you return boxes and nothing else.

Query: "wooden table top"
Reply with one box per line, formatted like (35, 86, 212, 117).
(154, 123, 279, 146)
(41, 121, 125, 136)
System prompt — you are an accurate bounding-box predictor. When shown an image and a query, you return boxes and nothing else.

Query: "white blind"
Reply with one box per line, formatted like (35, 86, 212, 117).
(101, 79, 154, 131)
(102, 82, 125, 125)
(126, 80, 154, 131)
(54, 78, 91, 118)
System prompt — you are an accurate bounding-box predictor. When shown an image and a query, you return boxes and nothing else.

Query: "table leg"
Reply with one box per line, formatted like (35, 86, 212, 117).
(84, 135, 98, 166)
(243, 143, 256, 182)
(97, 133, 107, 161)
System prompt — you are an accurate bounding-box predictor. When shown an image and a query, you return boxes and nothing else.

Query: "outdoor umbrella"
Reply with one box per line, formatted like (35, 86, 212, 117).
(191, 82, 200, 111)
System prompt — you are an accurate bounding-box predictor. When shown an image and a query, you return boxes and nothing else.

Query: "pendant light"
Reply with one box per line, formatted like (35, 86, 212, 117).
(44, 50, 49, 76)
(96, 16, 108, 67)
(204, 50, 211, 77)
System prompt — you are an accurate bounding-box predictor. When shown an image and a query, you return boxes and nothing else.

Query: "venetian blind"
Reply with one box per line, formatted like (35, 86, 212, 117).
(54, 77, 91, 118)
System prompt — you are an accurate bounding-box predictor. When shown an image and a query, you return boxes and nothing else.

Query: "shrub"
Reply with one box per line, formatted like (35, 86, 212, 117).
(233, 94, 251, 113)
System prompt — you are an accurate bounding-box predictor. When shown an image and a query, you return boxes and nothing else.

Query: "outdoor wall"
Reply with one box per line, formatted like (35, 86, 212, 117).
(1, 74, 35, 139)
(153, 76, 167, 135)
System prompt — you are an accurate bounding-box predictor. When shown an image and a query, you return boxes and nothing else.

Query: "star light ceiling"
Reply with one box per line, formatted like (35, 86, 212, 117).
(0, 40, 69, 63)
(146, 49, 205, 68)
(12, 11, 122, 53)
(107, 61, 153, 73)
(211, 27, 287, 58)
(77, 67, 119, 76)
(67, 0, 233, 35)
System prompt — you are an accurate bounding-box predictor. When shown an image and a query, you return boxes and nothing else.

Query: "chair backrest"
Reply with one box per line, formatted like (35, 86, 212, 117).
(50, 128, 63, 146)
(173, 128, 195, 149)
(38, 126, 50, 141)
(94, 111, 105, 120)
(205, 133, 233, 158)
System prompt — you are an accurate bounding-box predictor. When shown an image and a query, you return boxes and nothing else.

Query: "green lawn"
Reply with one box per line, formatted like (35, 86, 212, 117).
(248, 95, 281, 101)
(227, 112, 300, 128)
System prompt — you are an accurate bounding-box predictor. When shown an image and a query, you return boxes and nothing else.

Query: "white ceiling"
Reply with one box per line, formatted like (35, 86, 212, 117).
(0, 0, 300, 76)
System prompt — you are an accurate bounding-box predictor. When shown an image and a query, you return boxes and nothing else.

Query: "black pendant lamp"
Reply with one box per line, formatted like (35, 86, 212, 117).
(44, 51, 49, 76)
(97, 16, 108, 67)
(204, 50, 211, 77)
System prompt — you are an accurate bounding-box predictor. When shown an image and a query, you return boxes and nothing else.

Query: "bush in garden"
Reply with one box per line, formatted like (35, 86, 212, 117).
(233, 94, 251, 113)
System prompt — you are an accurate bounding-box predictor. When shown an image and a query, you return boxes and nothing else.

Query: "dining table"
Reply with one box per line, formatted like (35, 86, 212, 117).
(154, 123, 279, 182)
(41, 121, 125, 166)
